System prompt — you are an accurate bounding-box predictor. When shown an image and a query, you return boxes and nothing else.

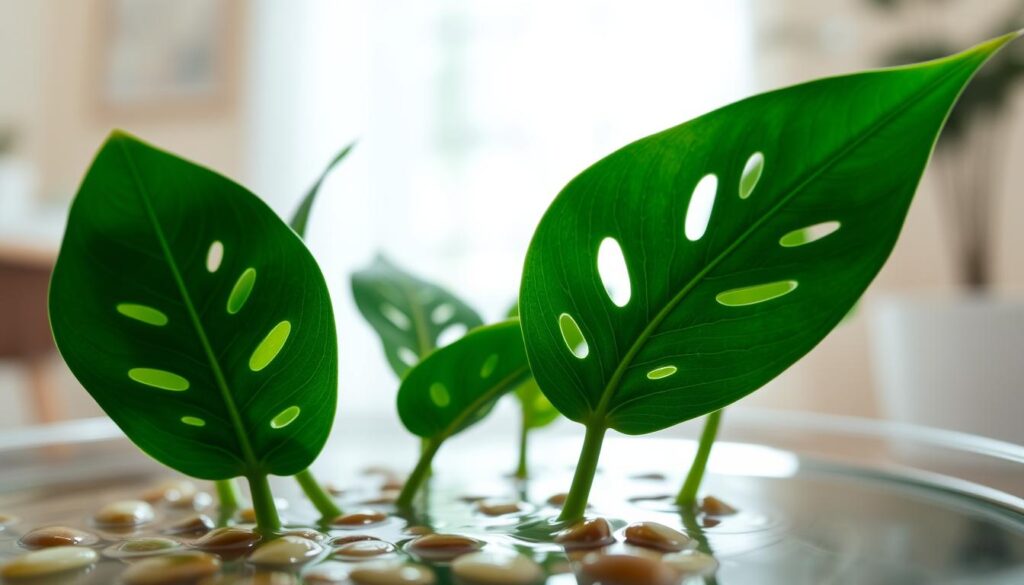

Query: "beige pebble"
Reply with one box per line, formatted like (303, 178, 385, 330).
(555, 518, 614, 550)
(104, 537, 182, 559)
(199, 572, 298, 585)
(360, 492, 399, 506)
(237, 507, 258, 523)
(302, 560, 350, 584)
(281, 528, 326, 543)
(18, 526, 99, 549)
(476, 500, 524, 516)
(701, 496, 737, 516)
(406, 533, 484, 562)
(350, 561, 436, 585)
(332, 511, 388, 528)
(141, 480, 197, 504)
(121, 552, 221, 585)
(334, 539, 396, 559)
(173, 491, 213, 510)
(192, 526, 261, 553)
(94, 500, 155, 527)
(380, 476, 405, 491)
(662, 550, 718, 576)
(330, 534, 380, 547)
(249, 535, 323, 567)
(623, 522, 692, 552)
(361, 465, 397, 477)
(0, 514, 18, 528)
(0, 546, 98, 579)
(578, 553, 678, 585)
(164, 514, 215, 535)
(627, 494, 672, 503)
(630, 472, 668, 481)
(451, 551, 543, 585)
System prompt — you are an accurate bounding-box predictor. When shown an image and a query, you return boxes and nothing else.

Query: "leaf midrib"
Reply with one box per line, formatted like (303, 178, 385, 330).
(436, 365, 530, 441)
(118, 139, 259, 473)
(591, 58, 972, 423)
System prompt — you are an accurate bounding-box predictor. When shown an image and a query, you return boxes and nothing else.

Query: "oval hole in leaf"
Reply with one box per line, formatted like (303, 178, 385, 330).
(685, 174, 718, 241)
(270, 406, 301, 429)
(398, 347, 419, 367)
(128, 368, 190, 391)
(249, 321, 291, 372)
(480, 354, 499, 378)
(597, 237, 631, 307)
(646, 365, 678, 380)
(227, 268, 256, 315)
(116, 303, 168, 326)
(206, 241, 224, 273)
(381, 303, 410, 330)
(779, 221, 841, 248)
(432, 303, 455, 324)
(716, 280, 798, 307)
(558, 313, 589, 359)
(739, 152, 764, 199)
(181, 416, 206, 427)
(429, 383, 451, 407)
(437, 323, 468, 347)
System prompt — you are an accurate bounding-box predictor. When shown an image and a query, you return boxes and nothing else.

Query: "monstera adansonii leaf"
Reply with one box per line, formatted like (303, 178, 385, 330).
(49, 132, 337, 482)
(352, 255, 483, 377)
(395, 320, 531, 507)
(520, 36, 1014, 451)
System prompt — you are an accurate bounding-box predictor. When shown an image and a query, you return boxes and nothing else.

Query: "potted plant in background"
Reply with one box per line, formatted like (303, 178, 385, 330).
(866, 0, 1024, 445)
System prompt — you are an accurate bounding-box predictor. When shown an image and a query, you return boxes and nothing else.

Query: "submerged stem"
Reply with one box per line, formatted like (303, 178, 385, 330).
(246, 474, 282, 533)
(294, 468, 342, 519)
(558, 423, 606, 523)
(676, 410, 722, 507)
(397, 436, 443, 509)
(214, 478, 242, 526)
(515, 410, 530, 479)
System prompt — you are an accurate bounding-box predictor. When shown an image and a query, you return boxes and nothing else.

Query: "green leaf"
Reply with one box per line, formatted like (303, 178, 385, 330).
(519, 34, 1018, 435)
(49, 132, 338, 480)
(397, 320, 530, 439)
(515, 379, 560, 430)
(290, 142, 355, 238)
(351, 255, 483, 377)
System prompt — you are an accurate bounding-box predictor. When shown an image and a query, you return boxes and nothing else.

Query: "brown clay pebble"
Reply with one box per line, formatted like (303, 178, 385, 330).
(701, 517, 721, 528)
(93, 500, 156, 527)
(405, 525, 432, 536)
(476, 500, 524, 516)
(164, 514, 215, 535)
(172, 491, 213, 510)
(623, 522, 692, 552)
(701, 496, 737, 516)
(199, 572, 298, 585)
(627, 494, 672, 503)
(630, 472, 668, 481)
(333, 511, 388, 528)
(18, 526, 100, 549)
(349, 561, 436, 585)
(141, 480, 197, 504)
(381, 476, 405, 491)
(121, 552, 221, 585)
(360, 493, 399, 506)
(578, 553, 678, 585)
(330, 534, 381, 546)
(546, 493, 569, 506)
(237, 507, 258, 523)
(192, 526, 262, 553)
(407, 533, 484, 562)
(0, 547, 98, 579)
(451, 551, 543, 585)
(662, 550, 719, 577)
(555, 518, 615, 550)
(334, 540, 397, 559)
(249, 535, 324, 567)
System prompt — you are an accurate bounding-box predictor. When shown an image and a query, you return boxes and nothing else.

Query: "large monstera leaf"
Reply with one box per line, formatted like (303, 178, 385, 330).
(520, 34, 1016, 434)
(352, 255, 483, 377)
(49, 132, 337, 479)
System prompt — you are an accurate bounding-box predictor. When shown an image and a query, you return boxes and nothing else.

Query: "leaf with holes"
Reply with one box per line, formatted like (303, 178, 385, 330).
(351, 255, 483, 377)
(519, 34, 1017, 518)
(395, 320, 531, 506)
(49, 132, 338, 482)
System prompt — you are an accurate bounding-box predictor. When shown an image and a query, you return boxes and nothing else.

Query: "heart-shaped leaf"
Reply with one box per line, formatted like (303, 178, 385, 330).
(352, 255, 483, 377)
(395, 320, 531, 506)
(520, 34, 1017, 435)
(49, 132, 338, 480)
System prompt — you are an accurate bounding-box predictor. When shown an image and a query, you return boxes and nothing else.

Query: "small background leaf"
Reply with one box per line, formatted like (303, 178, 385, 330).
(398, 320, 530, 439)
(352, 255, 483, 377)
(290, 142, 355, 238)
(49, 132, 337, 479)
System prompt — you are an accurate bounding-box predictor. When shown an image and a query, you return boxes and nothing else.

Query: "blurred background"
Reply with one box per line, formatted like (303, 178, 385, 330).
(1, 0, 1023, 446)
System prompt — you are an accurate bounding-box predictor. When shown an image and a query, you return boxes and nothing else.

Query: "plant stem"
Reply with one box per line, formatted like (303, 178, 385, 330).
(515, 411, 530, 479)
(397, 436, 442, 509)
(294, 468, 342, 519)
(214, 478, 242, 514)
(676, 410, 722, 507)
(558, 423, 606, 523)
(246, 474, 281, 533)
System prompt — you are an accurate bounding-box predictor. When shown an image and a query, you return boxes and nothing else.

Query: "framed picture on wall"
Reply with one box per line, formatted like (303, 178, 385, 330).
(95, 0, 240, 115)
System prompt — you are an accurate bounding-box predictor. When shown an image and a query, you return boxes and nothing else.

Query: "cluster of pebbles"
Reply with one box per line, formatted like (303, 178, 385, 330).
(0, 473, 736, 584)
